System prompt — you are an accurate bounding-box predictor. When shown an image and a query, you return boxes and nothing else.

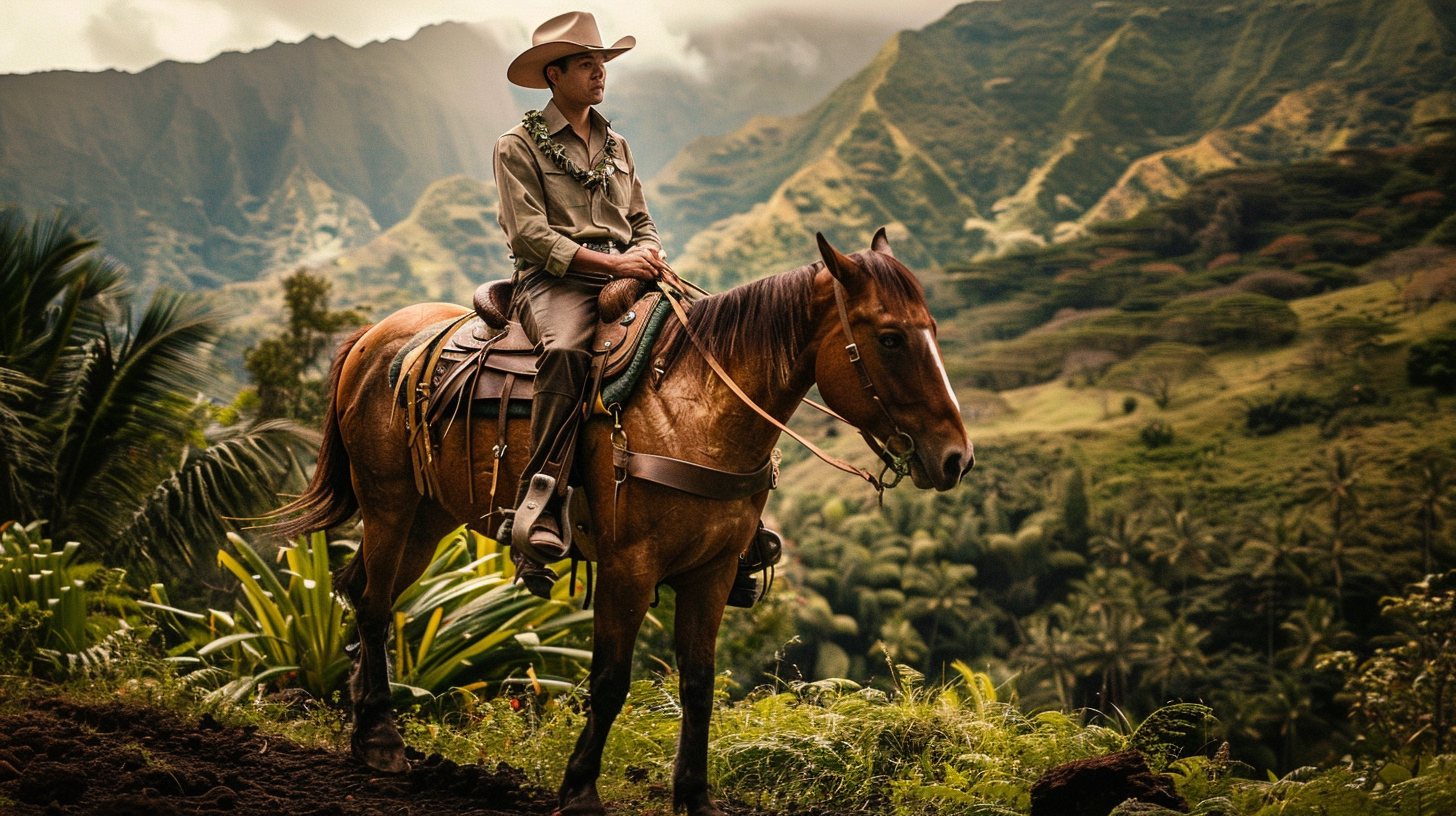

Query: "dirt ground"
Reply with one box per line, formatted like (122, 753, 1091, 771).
(0, 698, 558, 816)
(0, 699, 857, 816)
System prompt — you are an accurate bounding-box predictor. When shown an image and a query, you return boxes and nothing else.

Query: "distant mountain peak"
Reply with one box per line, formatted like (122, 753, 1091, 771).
(651, 0, 1456, 287)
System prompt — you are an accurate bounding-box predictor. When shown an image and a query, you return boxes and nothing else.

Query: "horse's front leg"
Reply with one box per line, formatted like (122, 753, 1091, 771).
(559, 568, 655, 815)
(669, 561, 735, 816)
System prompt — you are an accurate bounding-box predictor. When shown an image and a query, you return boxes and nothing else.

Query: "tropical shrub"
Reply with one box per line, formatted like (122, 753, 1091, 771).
(1322, 572, 1456, 762)
(146, 528, 592, 702)
(1233, 270, 1317, 300)
(1139, 420, 1175, 448)
(1407, 331, 1456, 392)
(1244, 391, 1328, 435)
(0, 521, 87, 655)
(1103, 343, 1217, 409)
(1158, 293, 1299, 348)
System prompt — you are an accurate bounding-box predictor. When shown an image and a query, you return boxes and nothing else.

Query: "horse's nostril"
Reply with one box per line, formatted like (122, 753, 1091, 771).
(942, 452, 964, 484)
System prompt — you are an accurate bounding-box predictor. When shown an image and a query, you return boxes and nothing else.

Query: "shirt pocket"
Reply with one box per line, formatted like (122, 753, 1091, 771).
(541, 167, 589, 227)
(606, 157, 634, 208)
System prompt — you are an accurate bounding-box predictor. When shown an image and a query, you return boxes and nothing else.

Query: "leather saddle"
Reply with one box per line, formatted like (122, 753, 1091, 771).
(421, 278, 671, 427)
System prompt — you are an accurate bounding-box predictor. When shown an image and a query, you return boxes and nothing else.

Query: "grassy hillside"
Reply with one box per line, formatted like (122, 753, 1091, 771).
(651, 0, 1456, 289)
(753, 138, 1456, 774)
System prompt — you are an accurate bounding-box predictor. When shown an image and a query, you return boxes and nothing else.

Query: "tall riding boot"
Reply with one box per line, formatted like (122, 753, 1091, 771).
(508, 348, 590, 599)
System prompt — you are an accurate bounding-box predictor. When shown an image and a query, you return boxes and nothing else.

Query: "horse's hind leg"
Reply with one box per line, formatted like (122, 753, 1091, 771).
(348, 485, 424, 774)
(558, 570, 656, 816)
(669, 566, 734, 816)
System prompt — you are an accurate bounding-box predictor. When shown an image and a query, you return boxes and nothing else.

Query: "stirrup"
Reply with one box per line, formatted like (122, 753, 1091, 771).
(511, 473, 559, 560)
(726, 571, 759, 609)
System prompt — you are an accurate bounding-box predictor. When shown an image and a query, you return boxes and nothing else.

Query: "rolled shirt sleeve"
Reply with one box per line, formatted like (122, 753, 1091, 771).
(493, 134, 580, 277)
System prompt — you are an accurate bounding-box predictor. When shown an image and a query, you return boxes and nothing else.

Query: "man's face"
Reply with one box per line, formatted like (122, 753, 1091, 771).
(548, 53, 607, 107)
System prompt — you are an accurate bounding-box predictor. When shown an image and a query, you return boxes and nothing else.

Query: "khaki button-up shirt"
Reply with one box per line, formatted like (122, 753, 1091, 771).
(493, 99, 661, 278)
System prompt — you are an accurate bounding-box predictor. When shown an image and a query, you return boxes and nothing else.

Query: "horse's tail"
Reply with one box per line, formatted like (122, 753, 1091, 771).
(267, 325, 371, 541)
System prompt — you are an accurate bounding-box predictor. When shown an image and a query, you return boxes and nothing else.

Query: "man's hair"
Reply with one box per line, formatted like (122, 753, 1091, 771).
(543, 53, 579, 88)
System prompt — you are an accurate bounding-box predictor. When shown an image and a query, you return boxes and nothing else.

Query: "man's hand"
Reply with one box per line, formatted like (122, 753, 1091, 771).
(612, 246, 670, 281)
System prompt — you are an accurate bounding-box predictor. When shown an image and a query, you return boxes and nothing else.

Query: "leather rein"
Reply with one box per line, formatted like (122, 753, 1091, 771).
(649, 265, 918, 500)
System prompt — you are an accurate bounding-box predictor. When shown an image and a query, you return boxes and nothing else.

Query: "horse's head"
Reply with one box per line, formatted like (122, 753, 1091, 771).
(812, 229, 973, 491)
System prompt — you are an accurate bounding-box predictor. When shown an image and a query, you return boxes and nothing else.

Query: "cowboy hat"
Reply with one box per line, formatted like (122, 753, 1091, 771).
(507, 11, 635, 89)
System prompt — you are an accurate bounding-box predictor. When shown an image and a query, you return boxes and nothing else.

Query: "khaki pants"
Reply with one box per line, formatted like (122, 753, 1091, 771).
(507, 268, 610, 551)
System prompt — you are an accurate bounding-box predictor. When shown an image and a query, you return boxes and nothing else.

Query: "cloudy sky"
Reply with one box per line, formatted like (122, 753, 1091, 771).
(0, 0, 963, 75)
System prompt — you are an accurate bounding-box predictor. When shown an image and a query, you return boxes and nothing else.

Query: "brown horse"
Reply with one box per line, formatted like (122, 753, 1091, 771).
(274, 230, 971, 816)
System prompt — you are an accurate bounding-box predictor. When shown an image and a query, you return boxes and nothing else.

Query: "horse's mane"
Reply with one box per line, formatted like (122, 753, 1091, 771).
(682, 250, 926, 383)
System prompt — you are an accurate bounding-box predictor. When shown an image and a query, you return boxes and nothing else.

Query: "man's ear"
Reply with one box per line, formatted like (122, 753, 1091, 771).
(816, 232, 861, 286)
(871, 226, 894, 257)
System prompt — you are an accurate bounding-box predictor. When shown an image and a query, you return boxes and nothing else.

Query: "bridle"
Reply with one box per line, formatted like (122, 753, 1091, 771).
(826, 275, 918, 489)
(659, 262, 919, 497)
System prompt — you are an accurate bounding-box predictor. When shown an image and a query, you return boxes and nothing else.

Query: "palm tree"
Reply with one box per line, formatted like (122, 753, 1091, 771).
(1088, 508, 1151, 567)
(1078, 607, 1149, 710)
(1015, 612, 1083, 708)
(1238, 514, 1314, 667)
(901, 560, 977, 671)
(1148, 501, 1222, 612)
(1299, 446, 1364, 617)
(1278, 597, 1353, 670)
(1399, 450, 1452, 575)
(1144, 617, 1209, 700)
(1261, 673, 1315, 770)
(0, 208, 316, 576)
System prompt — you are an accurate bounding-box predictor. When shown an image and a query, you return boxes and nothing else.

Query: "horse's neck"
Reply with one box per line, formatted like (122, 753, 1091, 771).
(652, 271, 829, 470)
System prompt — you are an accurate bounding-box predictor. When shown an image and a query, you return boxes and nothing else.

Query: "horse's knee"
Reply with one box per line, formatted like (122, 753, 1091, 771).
(587, 661, 633, 712)
(678, 663, 715, 716)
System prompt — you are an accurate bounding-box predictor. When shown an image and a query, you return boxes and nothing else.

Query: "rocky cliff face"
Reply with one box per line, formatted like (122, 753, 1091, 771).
(0, 23, 517, 293)
(650, 0, 1456, 288)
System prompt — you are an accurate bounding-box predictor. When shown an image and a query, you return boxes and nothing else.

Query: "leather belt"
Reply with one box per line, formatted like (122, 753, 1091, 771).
(612, 447, 777, 500)
(580, 241, 625, 254)
(512, 241, 625, 273)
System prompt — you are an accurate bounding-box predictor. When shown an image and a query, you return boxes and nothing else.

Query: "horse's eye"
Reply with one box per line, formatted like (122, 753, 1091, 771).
(878, 332, 905, 350)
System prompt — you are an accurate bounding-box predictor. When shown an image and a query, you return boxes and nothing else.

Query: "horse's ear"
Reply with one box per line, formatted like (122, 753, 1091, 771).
(871, 226, 894, 257)
(816, 232, 861, 285)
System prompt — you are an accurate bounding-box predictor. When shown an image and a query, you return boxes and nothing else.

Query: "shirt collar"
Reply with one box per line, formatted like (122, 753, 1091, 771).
(541, 99, 609, 145)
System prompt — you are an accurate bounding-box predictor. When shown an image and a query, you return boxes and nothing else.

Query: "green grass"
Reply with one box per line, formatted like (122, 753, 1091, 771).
(4, 663, 1454, 815)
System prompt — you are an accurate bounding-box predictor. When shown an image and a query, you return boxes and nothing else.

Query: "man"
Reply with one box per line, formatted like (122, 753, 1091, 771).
(495, 12, 669, 598)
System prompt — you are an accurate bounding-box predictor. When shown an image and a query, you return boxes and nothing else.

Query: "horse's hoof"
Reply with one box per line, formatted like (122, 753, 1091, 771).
(352, 725, 408, 774)
(355, 740, 409, 774)
(555, 793, 606, 816)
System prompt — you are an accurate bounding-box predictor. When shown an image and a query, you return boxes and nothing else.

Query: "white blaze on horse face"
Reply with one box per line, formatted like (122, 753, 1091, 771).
(922, 329, 960, 412)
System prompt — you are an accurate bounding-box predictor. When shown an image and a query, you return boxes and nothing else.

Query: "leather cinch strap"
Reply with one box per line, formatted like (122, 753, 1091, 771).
(612, 447, 776, 500)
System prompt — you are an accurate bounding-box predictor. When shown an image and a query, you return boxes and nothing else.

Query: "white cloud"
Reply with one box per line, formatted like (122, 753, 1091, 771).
(83, 1, 168, 69)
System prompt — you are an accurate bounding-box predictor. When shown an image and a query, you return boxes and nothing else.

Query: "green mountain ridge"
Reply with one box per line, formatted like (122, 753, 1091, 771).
(652, 0, 1456, 289)
(0, 24, 518, 294)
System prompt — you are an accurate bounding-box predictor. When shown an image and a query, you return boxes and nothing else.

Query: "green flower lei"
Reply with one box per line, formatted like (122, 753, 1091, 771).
(523, 109, 619, 191)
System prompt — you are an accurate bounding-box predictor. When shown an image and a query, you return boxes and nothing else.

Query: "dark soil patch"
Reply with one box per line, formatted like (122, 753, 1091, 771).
(0, 699, 556, 816)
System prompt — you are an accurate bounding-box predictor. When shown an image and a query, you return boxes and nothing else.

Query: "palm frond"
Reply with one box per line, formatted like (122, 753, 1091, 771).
(0, 207, 125, 383)
(110, 419, 319, 576)
(0, 366, 49, 522)
(51, 289, 224, 547)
